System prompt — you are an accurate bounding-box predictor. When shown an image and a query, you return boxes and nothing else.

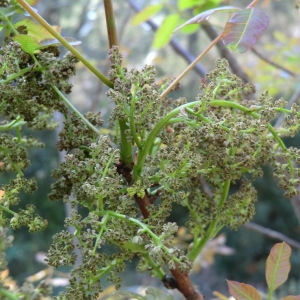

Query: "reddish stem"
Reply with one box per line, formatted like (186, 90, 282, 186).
(247, 0, 260, 8)
(170, 265, 204, 300)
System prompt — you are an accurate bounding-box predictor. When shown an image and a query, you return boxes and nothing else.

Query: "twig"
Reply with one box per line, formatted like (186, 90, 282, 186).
(104, 0, 118, 48)
(170, 266, 204, 300)
(127, 0, 207, 78)
(201, 23, 250, 83)
(251, 47, 298, 78)
(247, 0, 260, 8)
(160, 33, 222, 99)
(244, 222, 300, 250)
(16, 0, 113, 88)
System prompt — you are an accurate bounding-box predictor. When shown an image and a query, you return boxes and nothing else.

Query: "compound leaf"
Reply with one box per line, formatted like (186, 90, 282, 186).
(15, 18, 61, 41)
(223, 8, 269, 53)
(227, 280, 261, 300)
(13, 34, 40, 54)
(266, 242, 291, 292)
(173, 6, 239, 33)
(154, 14, 179, 49)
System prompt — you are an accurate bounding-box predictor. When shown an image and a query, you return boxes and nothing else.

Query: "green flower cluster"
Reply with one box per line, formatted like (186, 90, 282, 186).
(1, 30, 300, 297)
(0, 32, 78, 233)
(45, 47, 300, 298)
(0, 42, 78, 125)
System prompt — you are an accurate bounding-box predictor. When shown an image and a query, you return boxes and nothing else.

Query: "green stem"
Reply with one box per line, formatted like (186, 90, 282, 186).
(134, 98, 290, 182)
(51, 86, 100, 135)
(105, 211, 180, 263)
(186, 100, 292, 260)
(0, 117, 26, 131)
(267, 291, 273, 300)
(95, 210, 166, 278)
(212, 99, 294, 178)
(103, 0, 133, 167)
(90, 257, 123, 284)
(104, 0, 118, 48)
(188, 179, 231, 261)
(211, 99, 256, 113)
(16, 0, 113, 88)
(27, 54, 100, 135)
(0, 10, 18, 35)
(0, 66, 44, 84)
(219, 179, 231, 207)
(185, 106, 230, 132)
(130, 85, 142, 149)
(210, 100, 288, 150)
(143, 252, 165, 279)
(119, 119, 133, 166)
(97, 152, 116, 211)
(132, 100, 202, 181)
(0, 204, 17, 216)
(0, 289, 19, 300)
(160, 33, 223, 99)
(92, 214, 109, 254)
(267, 123, 294, 179)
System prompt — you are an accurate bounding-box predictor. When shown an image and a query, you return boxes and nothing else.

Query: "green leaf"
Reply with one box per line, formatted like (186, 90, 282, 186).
(266, 242, 291, 292)
(15, 18, 61, 41)
(13, 34, 80, 54)
(145, 287, 174, 300)
(223, 8, 269, 53)
(13, 34, 41, 54)
(177, 0, 198, 10)
(178, 0, 225, 12)
(180, 23, 199, 34)
(173, 6, 239, 33)
(131, 4, 163, 25)
(153, 14, 179, 49)
(13, 19, 80, 53)
(227, 280, 261, 300)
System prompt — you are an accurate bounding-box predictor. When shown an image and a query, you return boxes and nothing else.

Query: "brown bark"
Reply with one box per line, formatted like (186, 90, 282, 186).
(134, 194, 150, 218)
(117, 145, 204, 299)
(133, 189, 204, 299)
(170, 265, 204, 300)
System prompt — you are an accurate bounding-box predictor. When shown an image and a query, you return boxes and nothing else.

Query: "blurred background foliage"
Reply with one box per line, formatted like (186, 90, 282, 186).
(1, 0, 300, 298)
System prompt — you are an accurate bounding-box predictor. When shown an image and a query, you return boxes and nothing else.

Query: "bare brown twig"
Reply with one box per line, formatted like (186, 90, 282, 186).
(170, 266, 204, 300)
(201, 23, 250, 83)
(244, 222, 300, 250)
(251, 47, 298, 78)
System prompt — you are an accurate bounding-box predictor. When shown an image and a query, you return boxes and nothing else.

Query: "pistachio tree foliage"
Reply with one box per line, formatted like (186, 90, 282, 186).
(0, 0, 300, 299)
